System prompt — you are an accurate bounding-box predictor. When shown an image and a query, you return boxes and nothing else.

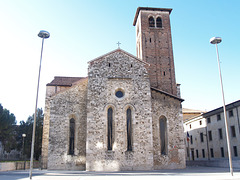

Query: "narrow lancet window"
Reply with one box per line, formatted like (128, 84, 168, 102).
(127, 108, 132, 151)
(156, 17, 162, 28)
(107, 107, 113, 150)
(69, 118, 75, 155)
(149, 16, 155, 27)
(160, 116, 167, 155)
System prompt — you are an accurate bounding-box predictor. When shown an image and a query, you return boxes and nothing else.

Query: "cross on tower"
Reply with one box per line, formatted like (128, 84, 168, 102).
(117, 41, 121, 49)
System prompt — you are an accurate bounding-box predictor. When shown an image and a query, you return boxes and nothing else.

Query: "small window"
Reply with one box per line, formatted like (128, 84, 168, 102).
(200, 132, 204, 142)
(208, 131, 212, 141)
(189, 124, 192, 129)
(207, 117, 211, 123)
(107, 107, 113, 151)
(233, 146, 238, 157)
(210, 148, 214, 158)
(202, 149, 205, 158)
(199, 120, 202, 125)
(69, 118, 75, 155)
(229, 110, 234, 117)
(217, 114, 221, 121)
(127, 108, 132, 151)
(196, 150, 199, 158)
(115, 89, 124, 98)
(221, 147, 224, 157)
(219, 128, 223, 139)
(156, 17, 162, 28)
(108, 63, 111, 67)
(190, 135, 193, 144)
(149, 16, 155, 27)
(160, 116, 168, 155)
(231, 126, 236, 137)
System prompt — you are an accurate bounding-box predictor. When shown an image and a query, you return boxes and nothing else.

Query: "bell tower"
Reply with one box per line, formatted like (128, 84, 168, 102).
(133, 7, 177, 96)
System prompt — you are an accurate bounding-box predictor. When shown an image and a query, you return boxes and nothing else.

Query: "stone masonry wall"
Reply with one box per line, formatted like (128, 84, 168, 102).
(86, 50, 154, 171)
(42, 86, 74, 169)
(47, 78, 88, 170)
(151, 90, 186, 169)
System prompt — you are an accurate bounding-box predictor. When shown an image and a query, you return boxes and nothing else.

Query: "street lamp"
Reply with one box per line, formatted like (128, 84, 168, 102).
(29, 30, 50, 179)
(210, 37, 233, 176)
(22, 134, 26, 170)
(22, 134, 26, 159)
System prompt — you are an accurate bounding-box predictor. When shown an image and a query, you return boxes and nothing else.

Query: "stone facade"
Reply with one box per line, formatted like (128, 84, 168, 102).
(46, 78, 88, 170)
(86, 50, 153, 171)
(151, 89, 185, 169)
(41, 7, 186, 171)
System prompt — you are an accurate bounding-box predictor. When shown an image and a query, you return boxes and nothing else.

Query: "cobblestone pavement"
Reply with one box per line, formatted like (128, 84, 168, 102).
(0, 166, 240, 180)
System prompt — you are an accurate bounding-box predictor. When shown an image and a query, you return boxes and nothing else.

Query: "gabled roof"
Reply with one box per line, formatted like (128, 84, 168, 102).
(151, 87, 184, 102)
(47, 76, 87, 87)
(133, 7, 172, 26)
(88, 48, 150, 66)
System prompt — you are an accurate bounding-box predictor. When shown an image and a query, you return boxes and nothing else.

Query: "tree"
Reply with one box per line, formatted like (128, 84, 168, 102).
(0, 104, 17, 153)
(16, 108, 44, 160)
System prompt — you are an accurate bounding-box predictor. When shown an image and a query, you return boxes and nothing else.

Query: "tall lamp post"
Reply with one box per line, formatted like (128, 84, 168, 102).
(22, 134, 26, 170)
(29, 30, 50, 179)
(22, 134, 26, 159)
(210, 37, 233, 176)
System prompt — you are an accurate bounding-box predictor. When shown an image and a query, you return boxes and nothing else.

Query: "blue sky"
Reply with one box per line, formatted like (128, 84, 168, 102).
(0, 0, 239, 122)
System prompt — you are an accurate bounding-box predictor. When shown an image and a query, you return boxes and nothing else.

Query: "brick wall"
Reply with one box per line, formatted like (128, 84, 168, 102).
(135, 8, 177, 96)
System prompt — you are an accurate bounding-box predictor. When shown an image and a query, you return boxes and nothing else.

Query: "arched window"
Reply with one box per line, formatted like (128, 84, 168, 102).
(69, 118, 75, 155)
(107, 107, 113, 150)
(149, 16, 155, 27)
(127, 108, 132, 151)
(156, 17, 162, 28)
(159, 116, 167, 155)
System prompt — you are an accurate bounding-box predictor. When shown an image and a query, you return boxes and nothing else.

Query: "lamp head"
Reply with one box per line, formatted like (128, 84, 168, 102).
(38, 30, 50, 39)
(22, 134, 26, 137)
(210, 37, 222, 44)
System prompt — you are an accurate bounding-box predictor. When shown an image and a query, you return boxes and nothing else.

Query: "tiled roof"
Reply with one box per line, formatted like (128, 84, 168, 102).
(47, 76, 86, 87)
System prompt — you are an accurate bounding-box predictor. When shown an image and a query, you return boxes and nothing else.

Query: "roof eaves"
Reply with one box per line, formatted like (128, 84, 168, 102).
(203, 99, 240, 117)
(151, 87, 184, 102)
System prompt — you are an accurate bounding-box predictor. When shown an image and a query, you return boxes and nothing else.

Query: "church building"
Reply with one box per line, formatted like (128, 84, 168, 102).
(41, 7, 186, 171)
